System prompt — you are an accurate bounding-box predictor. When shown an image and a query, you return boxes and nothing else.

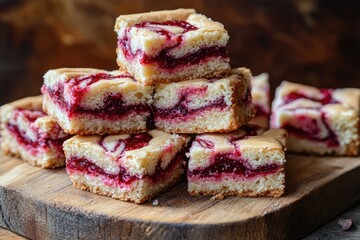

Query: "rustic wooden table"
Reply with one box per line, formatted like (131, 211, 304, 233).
(1, 200, 359, 239)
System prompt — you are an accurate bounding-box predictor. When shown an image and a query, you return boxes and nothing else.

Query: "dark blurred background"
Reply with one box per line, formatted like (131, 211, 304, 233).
(0, 0, 359, 105)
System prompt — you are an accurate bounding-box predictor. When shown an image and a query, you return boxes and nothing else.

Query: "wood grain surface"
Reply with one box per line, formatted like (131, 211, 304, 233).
(1, 153, 360, 240)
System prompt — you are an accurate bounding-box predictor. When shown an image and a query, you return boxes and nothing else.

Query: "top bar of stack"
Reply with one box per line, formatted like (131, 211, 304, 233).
(114, 8, 230, 85)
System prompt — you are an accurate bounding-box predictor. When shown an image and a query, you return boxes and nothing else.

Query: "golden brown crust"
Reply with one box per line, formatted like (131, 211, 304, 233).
(189, 188, 285, 198)
(115, 9, 196, 30)
(189, 169, 285, 198)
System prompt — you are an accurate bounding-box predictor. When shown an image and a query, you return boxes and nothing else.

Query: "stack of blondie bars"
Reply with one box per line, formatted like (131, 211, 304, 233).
(1, 9, 358, 204)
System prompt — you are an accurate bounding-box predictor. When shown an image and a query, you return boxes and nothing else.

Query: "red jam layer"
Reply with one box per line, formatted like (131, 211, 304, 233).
(283, 112, 339, 147)
(7, 123, 68, 155)
(154, 97, 227, 119)
(188, 153, 281, 179)
(66, 147, 186, 186)
(41, 73, 150, 119)
(154, 86, 228, 120)
(99, 132, 153, 154)
(284, 89, 338, 105)
(118, 20, 228, 69)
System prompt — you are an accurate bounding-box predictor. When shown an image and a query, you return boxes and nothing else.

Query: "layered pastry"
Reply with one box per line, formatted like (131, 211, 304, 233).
(64, 130, 190, 203)
(250, 73, 270, 128)
(114, 8, 230, 85)
(41, 68, 153, 135)
(0, 96, 70, 168)
(187, 125, 287, 197)
(153, 68, 254, 133)
(271, 81, 360, 156)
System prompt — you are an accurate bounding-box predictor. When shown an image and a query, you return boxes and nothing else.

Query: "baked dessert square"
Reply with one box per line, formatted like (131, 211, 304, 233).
(0, 96, 70, 168)
(114, 8, 230, 85)
(41, 68, 153, 135)
(250, 73, 270, 128)
(64, 130, 190, 203)
(187, 125, 287, 197)
(271, 81, 360, 156)
(153, 67, 254, 134)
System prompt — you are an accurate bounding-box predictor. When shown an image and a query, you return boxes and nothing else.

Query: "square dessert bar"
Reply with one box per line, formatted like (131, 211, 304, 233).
(250, 73, 270, 128)
(64, 130, 190, 203)
(114, 8, 230, 85)
(41, 68, 153, 135)
(0, 96, 70, 168)
(187, 125, 287, 197)
(153, 68, 254, 134)
(271, 81, 360, 156)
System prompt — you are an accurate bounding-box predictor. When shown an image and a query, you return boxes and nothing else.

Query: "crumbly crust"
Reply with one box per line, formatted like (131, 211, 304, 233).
(70, 166, 183, 204)
(2, 145, 65, 168)
(188, 170, 285, 198)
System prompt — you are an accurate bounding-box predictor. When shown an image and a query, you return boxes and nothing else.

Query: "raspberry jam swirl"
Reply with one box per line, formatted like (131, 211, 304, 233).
(7, 109, 69, 155)
(280, 88, 340, 147)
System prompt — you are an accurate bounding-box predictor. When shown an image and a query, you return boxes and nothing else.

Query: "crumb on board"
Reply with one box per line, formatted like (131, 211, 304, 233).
(152, 199, 159, 206)
(338, 218, 353, 231)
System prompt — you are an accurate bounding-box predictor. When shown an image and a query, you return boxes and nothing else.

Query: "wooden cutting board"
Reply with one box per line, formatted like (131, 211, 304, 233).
(0, 153, 360, 240)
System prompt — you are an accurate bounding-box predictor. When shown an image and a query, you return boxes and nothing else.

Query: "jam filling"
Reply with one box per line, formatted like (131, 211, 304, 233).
(188, 153, 281, 179)
(155, 97, 227, 119)
(66, 146, 186, 186)
(281, 89, 340, 147)
(284, 89, 338, 105)
(7, 109, 69, 155)
(154, 87, 228, 120)
(118, 20, 229, 69)
(283, 112, 339, 147)
(98, 132, 153, 153)
(42, 73, 149, 119)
